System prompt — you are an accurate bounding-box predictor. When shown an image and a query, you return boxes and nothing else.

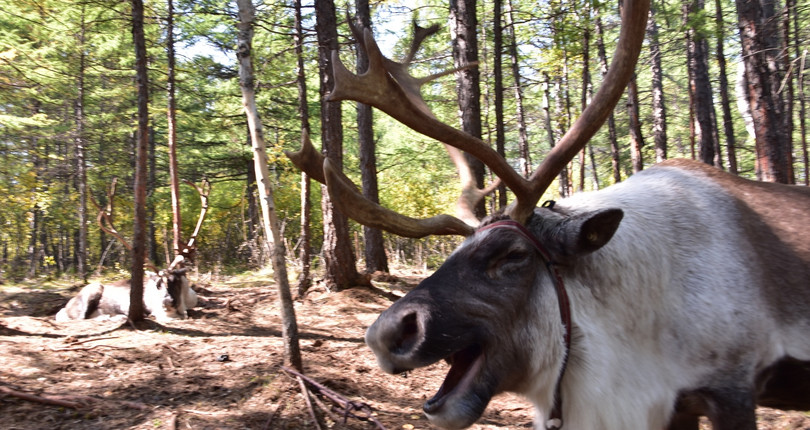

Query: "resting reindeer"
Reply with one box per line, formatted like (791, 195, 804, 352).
(288, 3, 810, 430)
(55, 262, 197, 322)
(57, 178, 209, 323)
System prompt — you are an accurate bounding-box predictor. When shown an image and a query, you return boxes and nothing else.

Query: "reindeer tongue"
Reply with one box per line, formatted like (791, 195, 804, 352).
(424, 345, 483, 414)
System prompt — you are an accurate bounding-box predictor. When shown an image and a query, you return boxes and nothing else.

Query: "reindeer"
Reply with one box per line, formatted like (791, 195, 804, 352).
(287, 1, 810, 429)
(56, 179, 209, 323)
(55, 256, 196, 322)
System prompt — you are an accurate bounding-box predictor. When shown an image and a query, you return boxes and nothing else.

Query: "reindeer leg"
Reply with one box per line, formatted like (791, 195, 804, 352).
(56, 283, 104, 320)
(673, 386, 757, 430)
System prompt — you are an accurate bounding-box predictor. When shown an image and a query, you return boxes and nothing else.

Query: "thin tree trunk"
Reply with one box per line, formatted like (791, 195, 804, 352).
(627, 75, 645, 173)
(580, 13, 591, 191)
(554, 75, 571, 196)
(781, 0, 795, 181)
(236, 0, 302, 371)
(315, 0, 365, 290)
(355, 0, 388, 274)
(166, 0, 183, 258)
(648, 5, 668, 163)
(685, 0, 719, 167)
(129, 0, 149, 322)
(450, 0, 486, 219)
(542, 72, 556, 172)
(293, 0, 312, 295)
(793, 21, 808, 184)
(148, 125, 159, 266)
(595, 15, 622, 183)
(714, 0, 738, 173)
(493, 0, 507, 208)
(506, 0, 531, 178)
(75, 5, 88, 283)
(26, 205, 41, 279)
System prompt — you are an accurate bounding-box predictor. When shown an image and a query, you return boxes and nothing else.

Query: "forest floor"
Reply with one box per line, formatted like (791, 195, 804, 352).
(1, 268, 809, 430)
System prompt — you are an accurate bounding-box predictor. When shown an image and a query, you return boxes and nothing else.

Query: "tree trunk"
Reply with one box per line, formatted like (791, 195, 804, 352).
(148, 125, 159, 266)
(236, 0, 302, 371)
(542, 72, 556, 173)
(627, 75, 645, 173)
(355, 0, 388, 274)
(685, 0, 720, 167)
(450, 0, 486, 219)
(75, 5, 88, 283)
(293, 0, 312, 294)
(780, 0, 794, 181)
(166, 0, 183, 258)
(735, 0, 792, 183)
(580, 13, 591, 191)
(595, 15, 622, 183)
(506, 0, 531, 178)
(129, 0, 149, 322)
(26, 205, 41, 279)
(714, 0, 738, 174)
(493, 0, 507, 208)
(793, 7, 808, 184)
(648, 6, 668, 163)
(554, 75, 571, 196)
(315, 0, 365, 290)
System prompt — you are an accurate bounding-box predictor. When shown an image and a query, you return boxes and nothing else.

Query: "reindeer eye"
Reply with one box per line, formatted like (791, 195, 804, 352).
(505, 250, 529, 262)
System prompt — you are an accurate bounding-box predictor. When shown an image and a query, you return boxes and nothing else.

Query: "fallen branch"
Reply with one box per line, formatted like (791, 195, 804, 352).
(0, 385, 84, 409)
(0, 384, 148, 411)
(183, 409, 230, 416)
(297, 376, 322, 430)
(280, 366, 386, 430)
(64, 336, 118, 345)
(49, 344, 135, 352)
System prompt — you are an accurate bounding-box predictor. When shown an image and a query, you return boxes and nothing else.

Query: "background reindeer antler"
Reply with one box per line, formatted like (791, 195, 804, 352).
(170, 178, 211, 269)
(91, 177, 211, 271)
(91, 178, 158, 272)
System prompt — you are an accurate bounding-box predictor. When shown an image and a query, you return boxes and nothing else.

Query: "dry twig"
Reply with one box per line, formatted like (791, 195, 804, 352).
(297, 375, 323, 430)
(280, 366, 387, 430)
(0, 384, 148, 411)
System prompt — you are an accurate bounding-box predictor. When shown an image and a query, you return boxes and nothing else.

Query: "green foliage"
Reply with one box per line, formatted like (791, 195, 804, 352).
(0, 0, 808, 280)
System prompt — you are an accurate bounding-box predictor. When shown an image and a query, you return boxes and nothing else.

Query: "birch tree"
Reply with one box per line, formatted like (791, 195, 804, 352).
(236, 0, 301, 370)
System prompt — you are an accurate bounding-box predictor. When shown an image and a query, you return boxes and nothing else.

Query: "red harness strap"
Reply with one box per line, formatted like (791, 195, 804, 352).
(477, 220, 572, 430)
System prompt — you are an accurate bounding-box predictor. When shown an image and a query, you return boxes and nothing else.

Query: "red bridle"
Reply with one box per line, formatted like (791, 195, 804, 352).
(477, 219, 572, 430)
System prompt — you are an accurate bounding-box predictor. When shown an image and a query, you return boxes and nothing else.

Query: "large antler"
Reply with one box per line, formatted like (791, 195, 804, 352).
(294, 0, 650, 234)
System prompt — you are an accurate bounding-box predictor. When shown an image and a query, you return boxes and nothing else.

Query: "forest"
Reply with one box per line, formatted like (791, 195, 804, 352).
(1, 0, 808, 286)
(2, 0, 810, 428)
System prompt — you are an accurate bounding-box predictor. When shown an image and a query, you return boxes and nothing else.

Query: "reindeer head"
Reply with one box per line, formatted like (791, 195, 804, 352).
(287, 1, 650, 427)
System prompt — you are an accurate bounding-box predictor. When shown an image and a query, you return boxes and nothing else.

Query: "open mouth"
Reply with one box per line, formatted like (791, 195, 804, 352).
(424, 344, 484, 414)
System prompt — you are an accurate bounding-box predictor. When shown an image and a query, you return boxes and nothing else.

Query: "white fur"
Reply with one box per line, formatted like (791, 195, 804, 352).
(514, 166, 809, 429)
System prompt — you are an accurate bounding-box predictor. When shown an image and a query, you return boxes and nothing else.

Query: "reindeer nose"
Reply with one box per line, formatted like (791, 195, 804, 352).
(365, 305, 426, 374)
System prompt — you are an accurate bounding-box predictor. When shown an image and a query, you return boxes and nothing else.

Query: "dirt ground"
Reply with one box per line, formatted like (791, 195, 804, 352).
(1, 269, 808, 430)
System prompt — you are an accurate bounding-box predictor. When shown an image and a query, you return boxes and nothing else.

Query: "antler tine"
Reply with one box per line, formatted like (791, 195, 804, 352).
(324, 159, 474, 237)
(93, 178, 158, 272)
(285, 130, 326, 184)
(92, 179, 132, 253)
(512, 0, 651, 223)
(180, 177, 210, 263)
(403, 21, 440, 64)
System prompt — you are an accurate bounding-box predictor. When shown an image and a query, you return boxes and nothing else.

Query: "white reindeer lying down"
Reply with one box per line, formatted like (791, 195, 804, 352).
(55, 267, 197, 322)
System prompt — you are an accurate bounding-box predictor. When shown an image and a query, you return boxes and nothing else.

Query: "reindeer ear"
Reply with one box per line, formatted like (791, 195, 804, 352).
(571, 208, 623, 255)
(536, 207, 623, 261)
